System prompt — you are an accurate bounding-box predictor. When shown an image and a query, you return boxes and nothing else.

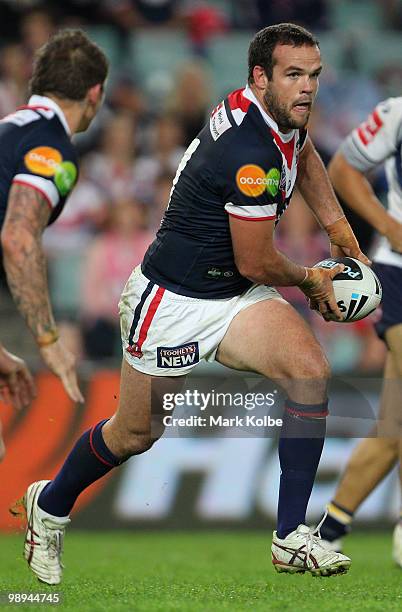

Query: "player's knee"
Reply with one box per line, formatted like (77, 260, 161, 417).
(289, 346, 330, 380)
(308, 350, 331, 380)
(120, 430, 159, 457)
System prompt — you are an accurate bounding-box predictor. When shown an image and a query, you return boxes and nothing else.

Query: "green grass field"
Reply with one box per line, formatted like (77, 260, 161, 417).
(0, 531, 400, 611)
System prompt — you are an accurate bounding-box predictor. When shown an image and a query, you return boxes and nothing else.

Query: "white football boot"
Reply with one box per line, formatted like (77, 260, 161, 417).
(392, 522, 402, 568)
(319, 537, 344, 553)
(21, 480, 70, 585)
(272, 523, 351, 576)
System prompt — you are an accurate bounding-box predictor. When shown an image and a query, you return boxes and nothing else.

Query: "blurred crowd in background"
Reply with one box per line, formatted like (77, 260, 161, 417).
(0, 0, 400, 373)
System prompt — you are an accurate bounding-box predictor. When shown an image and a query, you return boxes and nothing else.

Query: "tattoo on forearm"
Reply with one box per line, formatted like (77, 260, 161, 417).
(2, 183, 55, 338)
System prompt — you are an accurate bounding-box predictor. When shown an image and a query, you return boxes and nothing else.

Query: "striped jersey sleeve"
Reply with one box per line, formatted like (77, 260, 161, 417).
(13, 122, 78, 210)
(340, 97, 402, 172)
(217, 138, 283, 222)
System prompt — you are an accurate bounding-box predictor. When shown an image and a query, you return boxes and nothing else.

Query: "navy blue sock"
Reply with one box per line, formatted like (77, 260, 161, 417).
(320, 502, 353, 541)
(38, 419, 122, 517)
(276, 399, 328, 539)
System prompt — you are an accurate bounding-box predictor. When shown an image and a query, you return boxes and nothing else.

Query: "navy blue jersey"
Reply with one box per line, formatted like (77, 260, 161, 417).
(0, 95, 78, 230)
(142, 86, 307, 298)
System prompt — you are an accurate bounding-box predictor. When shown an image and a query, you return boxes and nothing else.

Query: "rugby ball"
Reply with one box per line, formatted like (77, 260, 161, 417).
(314, 256, 382, 322)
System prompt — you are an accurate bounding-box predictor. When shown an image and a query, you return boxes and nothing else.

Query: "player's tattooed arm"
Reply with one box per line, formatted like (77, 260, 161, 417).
(0, 183, 56, 341)
(1, 184, 84, 403)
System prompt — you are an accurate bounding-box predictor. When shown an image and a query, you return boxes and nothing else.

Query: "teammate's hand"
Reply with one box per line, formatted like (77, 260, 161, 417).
(39, 339, 84, 403)
(299, 264, 345, 322)
(0, 346, 36, 411)
(385, 217, 402, 253)
(326, 216, 371, 265)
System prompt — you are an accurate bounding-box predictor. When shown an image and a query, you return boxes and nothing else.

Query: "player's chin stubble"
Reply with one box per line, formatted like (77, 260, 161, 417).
(263, 88, 309, 131)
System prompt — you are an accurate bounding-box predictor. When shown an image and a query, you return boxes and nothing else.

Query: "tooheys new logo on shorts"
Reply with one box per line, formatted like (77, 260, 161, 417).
(24, 146, 77, 196)
(157, 342, 199, 368)
(236, 164, 280, 198)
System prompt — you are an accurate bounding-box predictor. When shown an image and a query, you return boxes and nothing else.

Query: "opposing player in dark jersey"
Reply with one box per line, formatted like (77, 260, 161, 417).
(22, 24, 369, 584)
(0, 31, 107, 463)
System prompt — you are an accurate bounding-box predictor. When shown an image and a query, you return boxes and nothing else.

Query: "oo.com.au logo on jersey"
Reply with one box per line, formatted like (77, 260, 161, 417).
(236, 165, 280, 198)
(24, 146, 77, 196)
(24, 146, 62, 177)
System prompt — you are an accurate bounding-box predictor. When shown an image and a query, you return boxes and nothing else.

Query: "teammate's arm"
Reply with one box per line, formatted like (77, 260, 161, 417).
(1, 184, 55, 339)
(0, 344, 36, 410)
(296, 137, 370, 264)
(0, 183, 83, 402)
(229, 215, 344, 320)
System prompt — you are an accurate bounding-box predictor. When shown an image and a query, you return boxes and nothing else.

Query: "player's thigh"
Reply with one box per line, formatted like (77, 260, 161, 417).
(216, 297, 329, 383)
(103, 358, 186, 451)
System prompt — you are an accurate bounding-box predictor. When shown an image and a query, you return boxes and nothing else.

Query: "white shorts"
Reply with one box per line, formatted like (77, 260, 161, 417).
(119, 266, 281, 376)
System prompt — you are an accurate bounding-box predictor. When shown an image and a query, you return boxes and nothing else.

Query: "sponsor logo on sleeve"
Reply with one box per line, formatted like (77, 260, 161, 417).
(209, 102, 232, 141)
(24, 147, 77, 196)
(24, 146, 62, 177)
(236, 165, 280, 198)
(265, 167, 280, 197)
(157, 342, 199, 368)
(357, 109, 383, 146)
(54, 161, 77, 196)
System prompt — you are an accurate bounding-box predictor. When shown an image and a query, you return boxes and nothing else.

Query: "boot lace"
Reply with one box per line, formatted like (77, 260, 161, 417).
(305, 510, 328, 567)
(46, 529, 65, 568)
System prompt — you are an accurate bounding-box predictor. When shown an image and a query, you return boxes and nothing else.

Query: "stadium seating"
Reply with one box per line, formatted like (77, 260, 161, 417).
(329, 0, 383, 31)
(130, 30, 191, 97)
(208, 33, 250, 98)
(83, 25, 121, 69)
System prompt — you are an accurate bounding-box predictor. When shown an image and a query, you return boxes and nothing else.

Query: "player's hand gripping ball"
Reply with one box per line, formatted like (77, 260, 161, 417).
(314, 256, 382, 322)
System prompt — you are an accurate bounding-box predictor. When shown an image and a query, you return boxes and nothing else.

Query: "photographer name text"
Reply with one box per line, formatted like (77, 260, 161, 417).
(163, 415, 282, 428)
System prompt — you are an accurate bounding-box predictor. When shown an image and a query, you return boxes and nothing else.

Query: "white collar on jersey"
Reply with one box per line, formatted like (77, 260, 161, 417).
(243, 84, 295, 143)
(27, 94, 71, 136)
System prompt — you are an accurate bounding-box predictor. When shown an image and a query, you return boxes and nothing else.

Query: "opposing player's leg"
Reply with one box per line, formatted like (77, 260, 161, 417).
(20, 359, 185, 584)
(382, 325, 402, 567)
(319, 438, 398, 551)
(216, 297, 350, 575)
(320, 326, 402, 555)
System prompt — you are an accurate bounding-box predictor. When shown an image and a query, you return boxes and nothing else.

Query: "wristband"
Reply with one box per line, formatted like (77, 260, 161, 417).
(37, 329, 59, 348)
(325, 216, 350, 240)
(324, 215, 346, 231)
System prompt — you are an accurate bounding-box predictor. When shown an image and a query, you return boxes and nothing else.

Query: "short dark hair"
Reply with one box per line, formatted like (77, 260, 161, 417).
(29, 29, 109, 100)
(248, 23, 319, 83)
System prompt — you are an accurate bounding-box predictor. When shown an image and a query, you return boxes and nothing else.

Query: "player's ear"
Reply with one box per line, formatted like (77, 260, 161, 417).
(252, 65, 268, 90)
(87, 83, 103, 106)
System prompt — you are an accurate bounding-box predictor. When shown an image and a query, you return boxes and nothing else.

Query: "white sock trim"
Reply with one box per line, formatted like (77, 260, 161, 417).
(37, 505, 70, 525)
